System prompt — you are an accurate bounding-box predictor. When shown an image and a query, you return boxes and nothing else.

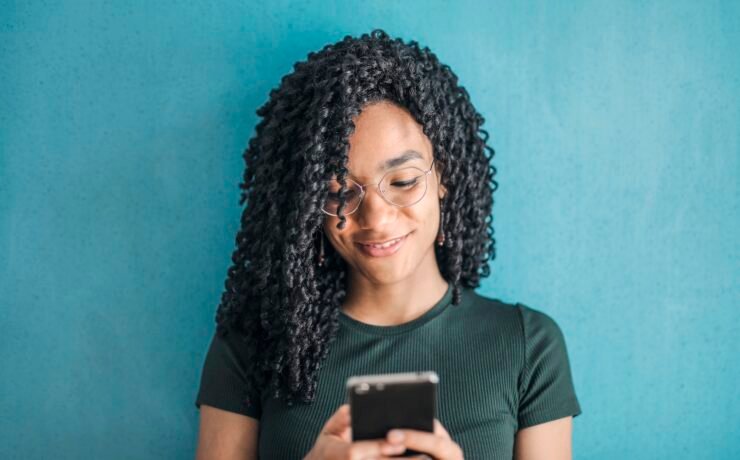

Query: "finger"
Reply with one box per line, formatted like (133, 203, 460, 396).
(346, 439, 407, 459)
(321, 404, 351, 435)
(433, 419, 451, 439)
(375, 456, 432, 460)
(387, 429, 453, 458)
(372, 457, 429, 460)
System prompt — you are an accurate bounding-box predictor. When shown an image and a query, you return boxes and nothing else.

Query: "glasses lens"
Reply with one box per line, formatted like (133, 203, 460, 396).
(322, 179, 361, 215)
(380, 167, 428, 207)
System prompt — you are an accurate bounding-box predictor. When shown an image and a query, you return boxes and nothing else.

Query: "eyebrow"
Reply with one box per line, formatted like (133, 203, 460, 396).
(340, 150, 426, 182)
(378, 150, 424, 172)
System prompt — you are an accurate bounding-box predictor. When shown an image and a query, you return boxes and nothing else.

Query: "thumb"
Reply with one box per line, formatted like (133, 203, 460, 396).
(321, 404, 351, 436)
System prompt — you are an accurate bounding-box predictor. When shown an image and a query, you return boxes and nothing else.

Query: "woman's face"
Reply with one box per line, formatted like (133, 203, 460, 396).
(322, 101, 447, 285)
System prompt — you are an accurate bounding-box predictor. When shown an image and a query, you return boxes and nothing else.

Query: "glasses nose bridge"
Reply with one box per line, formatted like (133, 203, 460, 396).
(355, 175, 399, 214)
(357, 179, 381, 195)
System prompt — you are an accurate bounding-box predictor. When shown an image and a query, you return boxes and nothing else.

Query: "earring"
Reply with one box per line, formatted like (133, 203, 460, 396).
(318, 230, 325, 266)
(436, 210, 445, 247)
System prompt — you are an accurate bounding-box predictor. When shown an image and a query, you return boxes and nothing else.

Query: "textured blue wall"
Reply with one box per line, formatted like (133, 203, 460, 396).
(1, 1, 737, 458)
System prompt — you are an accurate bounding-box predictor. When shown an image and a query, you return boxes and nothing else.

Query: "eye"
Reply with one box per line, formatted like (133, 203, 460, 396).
(391, 178, 419, 189)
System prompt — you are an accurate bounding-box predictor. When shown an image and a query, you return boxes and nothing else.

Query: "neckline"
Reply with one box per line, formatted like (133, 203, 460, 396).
(338, 283, 453, 336)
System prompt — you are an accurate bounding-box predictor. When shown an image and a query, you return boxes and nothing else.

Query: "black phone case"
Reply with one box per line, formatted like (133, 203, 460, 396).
(348, 379, 437, 457)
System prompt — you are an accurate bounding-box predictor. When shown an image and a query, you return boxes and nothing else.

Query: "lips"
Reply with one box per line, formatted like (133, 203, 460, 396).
(355, 232, 411, 257)
(357, 235, 406, 247)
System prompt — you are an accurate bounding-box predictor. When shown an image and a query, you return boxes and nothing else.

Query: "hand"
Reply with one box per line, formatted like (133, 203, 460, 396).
(383, 419, 464, 460)
(304, 404, 408, 459)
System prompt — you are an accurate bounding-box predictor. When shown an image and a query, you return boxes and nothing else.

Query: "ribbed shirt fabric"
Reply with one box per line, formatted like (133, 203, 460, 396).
(195, 284, 582, 459)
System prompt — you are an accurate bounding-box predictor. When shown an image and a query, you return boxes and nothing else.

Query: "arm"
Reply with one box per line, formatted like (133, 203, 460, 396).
(515, 304, 581, 459)
(513, 416, 573, 460)
(195, 404, 259, 460)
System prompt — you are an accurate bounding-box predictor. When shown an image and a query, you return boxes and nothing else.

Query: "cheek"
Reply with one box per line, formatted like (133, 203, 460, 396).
(413, 198, 439, 224)
(323, 221, 353, 254)
(405, 207, 438, 241)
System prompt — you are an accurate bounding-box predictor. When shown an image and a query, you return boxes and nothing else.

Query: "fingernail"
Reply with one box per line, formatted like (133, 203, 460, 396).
(388, 429, 405, 442)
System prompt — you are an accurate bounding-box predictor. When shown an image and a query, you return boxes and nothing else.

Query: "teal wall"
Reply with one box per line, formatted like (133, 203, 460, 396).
(1, 1, 738, 458)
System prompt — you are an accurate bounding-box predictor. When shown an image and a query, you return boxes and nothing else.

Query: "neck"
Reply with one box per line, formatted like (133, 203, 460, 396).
(341, 249, 449, 326)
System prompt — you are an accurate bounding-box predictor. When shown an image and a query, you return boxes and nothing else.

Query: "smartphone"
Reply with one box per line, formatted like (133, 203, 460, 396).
(346, 371, 438, 457)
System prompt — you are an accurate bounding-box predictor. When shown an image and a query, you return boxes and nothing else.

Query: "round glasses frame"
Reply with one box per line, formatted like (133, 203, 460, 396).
(320, 159, 436, 216)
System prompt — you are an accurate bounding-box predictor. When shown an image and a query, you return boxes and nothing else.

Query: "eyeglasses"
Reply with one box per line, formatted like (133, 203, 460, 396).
(321, 159, 436, 216)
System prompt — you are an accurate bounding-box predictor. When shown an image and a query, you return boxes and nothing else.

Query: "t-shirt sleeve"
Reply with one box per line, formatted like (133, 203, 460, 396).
(516, 303, 582, 429)
(194, 326, 261, 419)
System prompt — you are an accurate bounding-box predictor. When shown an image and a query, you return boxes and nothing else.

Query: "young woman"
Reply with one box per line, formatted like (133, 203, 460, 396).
(195, 29, 581, 459)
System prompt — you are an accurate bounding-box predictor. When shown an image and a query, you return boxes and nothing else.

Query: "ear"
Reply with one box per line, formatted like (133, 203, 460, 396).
(438, 182, 448, 200)
(433, 160, 447, 200)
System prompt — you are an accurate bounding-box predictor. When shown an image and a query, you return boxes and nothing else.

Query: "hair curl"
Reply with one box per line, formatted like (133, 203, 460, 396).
(214, 29, 498, 407)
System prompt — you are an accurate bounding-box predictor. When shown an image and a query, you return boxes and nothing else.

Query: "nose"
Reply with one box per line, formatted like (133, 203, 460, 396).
(355, 184, 397, 229)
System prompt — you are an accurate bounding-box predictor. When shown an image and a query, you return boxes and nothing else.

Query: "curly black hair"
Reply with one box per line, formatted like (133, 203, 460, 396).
(214, 29, 498, 407)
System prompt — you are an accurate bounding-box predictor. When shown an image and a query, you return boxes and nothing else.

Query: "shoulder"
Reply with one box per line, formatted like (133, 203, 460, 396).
(205, 324, 255, 378)
(455, 287, 568, 345)
(457, 286, 519, 320)
(456, 286, 531, 324)
(515, 302, 569, 347)
(451, 287, 522, 341)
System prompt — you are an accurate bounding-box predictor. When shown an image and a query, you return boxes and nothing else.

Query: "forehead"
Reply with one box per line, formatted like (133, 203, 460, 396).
(343, 101, 431, 178)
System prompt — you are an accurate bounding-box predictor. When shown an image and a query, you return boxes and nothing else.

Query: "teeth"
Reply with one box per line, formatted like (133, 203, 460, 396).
(366, 237, 402, 249)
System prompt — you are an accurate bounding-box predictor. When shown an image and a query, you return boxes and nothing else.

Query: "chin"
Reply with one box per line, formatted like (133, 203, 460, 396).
(352, 262, 409, 283)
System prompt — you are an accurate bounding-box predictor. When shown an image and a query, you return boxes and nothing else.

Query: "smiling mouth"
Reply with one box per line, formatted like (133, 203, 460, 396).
(359, 237, 402, 248)
(354, 232, 412, 257)
(356, 232, 410, 248)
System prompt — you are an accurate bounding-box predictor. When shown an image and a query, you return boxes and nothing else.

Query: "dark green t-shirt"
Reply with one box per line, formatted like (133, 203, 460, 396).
(195, 284, 582, 459)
